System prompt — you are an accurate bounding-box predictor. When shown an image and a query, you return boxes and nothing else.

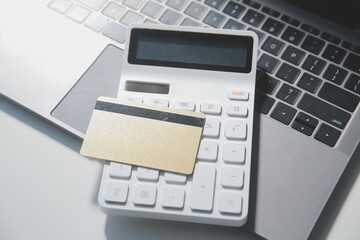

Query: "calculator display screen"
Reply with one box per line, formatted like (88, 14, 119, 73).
(128, 29, 253, 73)
(125, 81, 170, 94)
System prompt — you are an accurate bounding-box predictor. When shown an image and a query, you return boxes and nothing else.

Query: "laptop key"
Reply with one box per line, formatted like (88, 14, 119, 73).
(301, 35, 325, 54)
(224, 19, 245, 30)
(102, 2, 124, 20)
(301, 23, 320, 36)
(281, 46, 305, 65)
(256, 72, 280, 94)
(144, 18, 158, 24)
(342, 41, 360, 54)
(203, 11, 225, 28)
(247, 28, 264, 42)
(297, 73, 322, 94)
(257, 54, 280, 74)
(302, 55, 326, 75)
(181, 18, 201, 27)
(160, 9, 182, 25)
(255, 91, 275, 114)
(323, 64, 348, 85)
(320, 32, 341, 45)
(223, 2, 246, 19)
(48, 0, 73, 14)
(261, 18, 285, 36)
(296, 112, 318, 128)
(120, 11, 144, 26)
(243, 0, 261, 9)
(275, 63, 300, 83)
(123, 0, 144, 10)
(102, 22, 126, 43)
(261, 37, 285, 56)
(242, 9, 265, 27)
(166, 0, 188, 10)
(280, 15, 300, 27)
(314, 124, 341, 147)
(75, 0, 107, 10)
(276, 83, 301, 105)
(281, 27, 305, 46)
(185, 2, 206, 20)
(141, 1, 164, 19)
(67, 5, 90, 23)
(318, 82, 359, 112)
(85, 13, 109, 32)
(298, 93, 350, 129)
(261, 6, 280, 18)
(204, 0, 226, 10)
(270, 102, 297, 125)
(344, 74, 360, 94)
(292, 120, 315, 136)
(322, 44, 346, 64)
(343, 53, 360, 74)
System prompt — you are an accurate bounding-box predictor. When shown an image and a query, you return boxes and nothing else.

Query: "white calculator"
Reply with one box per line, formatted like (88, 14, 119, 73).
(98, 24, 258, 227)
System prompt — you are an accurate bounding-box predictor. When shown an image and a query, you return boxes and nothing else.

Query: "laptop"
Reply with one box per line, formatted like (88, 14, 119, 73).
(0, 0, 358, 239)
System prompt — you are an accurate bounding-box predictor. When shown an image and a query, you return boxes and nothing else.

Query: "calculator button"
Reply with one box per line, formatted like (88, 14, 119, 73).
(221, 166, 244, 189)
(200, 103, 222, 115)
(228, 90, 249, 101)
(219, 191, 242, 214)
(225, 120, 247, 140)
(137, 167, 159, 181)
(197, 140, 218, 161)
(161, 186, 185, 209)
(190, 164, 216, 211)
(123, 96, 143, 103)
(104, 181, 129, 203)
(132, 184, 157, 206)
(164, 172, 187, 184)
(203, 118, 220, 138)
(223, 142, 245, 164)
(226, 105, 248, 117)
(174, 100, 195, 111)
(109, 162, 132, 179)
(144, 98, 169, 107)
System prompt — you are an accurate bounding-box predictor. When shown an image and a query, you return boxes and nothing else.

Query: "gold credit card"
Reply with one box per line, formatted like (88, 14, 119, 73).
(80, 97, 205, 174)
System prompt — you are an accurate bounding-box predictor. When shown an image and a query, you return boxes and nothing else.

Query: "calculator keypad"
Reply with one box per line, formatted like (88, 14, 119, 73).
(101, 90, 252, 225)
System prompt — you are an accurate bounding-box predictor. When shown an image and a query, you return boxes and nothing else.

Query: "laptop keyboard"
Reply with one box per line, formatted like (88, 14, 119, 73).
(48, 0, 360, 148)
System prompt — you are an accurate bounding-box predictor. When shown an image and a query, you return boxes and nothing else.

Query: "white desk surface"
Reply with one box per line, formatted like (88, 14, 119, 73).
(1, 96, 359, 240)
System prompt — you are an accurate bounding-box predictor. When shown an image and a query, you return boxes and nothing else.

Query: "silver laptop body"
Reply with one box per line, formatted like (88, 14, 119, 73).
(0, 0, 359, 240)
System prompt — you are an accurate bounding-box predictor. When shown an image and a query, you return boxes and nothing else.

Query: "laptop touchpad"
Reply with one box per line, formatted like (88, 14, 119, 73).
(51, 44, 124, 134)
